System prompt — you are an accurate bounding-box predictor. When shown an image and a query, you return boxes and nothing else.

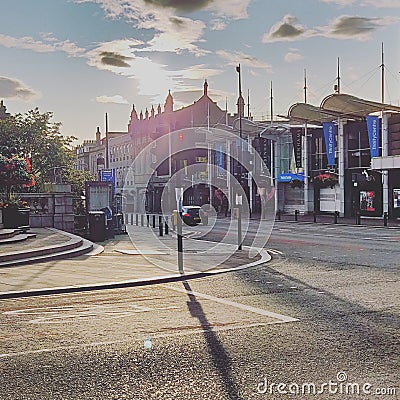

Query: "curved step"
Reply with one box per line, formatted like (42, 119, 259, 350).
(0, 229, 19, 240)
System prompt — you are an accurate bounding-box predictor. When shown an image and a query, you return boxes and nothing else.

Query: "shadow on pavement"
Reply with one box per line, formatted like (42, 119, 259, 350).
(182, 280, 245, 400)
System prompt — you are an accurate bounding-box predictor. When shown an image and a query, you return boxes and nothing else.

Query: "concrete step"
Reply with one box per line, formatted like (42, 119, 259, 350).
(0, 233, 29, 244)
(0, 238, 95, 267)
(0, 229, 19, 240)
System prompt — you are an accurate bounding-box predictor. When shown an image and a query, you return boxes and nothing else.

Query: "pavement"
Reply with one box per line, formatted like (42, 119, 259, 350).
(1, 212, 399, 300)
(0, 223, 270, 299)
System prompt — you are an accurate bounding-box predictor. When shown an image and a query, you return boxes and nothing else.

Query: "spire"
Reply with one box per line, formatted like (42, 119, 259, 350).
(139, 110, 143, 120)
(157, 104, 162, 115)
(145, 108, 149, 120)
(130, 104, 138, 121)
(151, 105, 155, 118)
(203, 79, 208, 96)
(164, 90, 173, 113)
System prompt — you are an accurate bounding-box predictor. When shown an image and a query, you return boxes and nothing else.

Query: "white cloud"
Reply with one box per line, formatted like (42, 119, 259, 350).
(262, 15, 316, 43)
(216, 50, 272, 71)
(320, 0, 400, 7)
(210, 19, 227, 31)
(96, 95, 128, 104)
(0, 76, 40, 100)
(319, 14, 399, 40)
(262, 14, 399, 43)
(207, 0, 251, 20)
(0, 33, 84, 56)
(284, 50, 304, 63)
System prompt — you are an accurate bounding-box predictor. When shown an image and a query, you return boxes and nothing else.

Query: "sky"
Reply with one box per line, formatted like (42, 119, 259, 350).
(0, 0, 399, 143)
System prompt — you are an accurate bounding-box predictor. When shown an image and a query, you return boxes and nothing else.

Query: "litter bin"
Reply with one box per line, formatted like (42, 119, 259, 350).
(114, 213, 124, 234)
(88, 211, 106, 242)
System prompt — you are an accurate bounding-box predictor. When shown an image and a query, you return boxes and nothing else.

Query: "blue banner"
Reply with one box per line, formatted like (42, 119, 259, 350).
(278, 172, 304, 183)
(323, 122, 336, 166)
(216, 144, 224, 176)
(366, 115, 380, 158)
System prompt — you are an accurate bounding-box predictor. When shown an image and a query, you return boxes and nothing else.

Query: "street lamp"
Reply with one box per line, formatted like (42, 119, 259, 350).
(236, 193, 243, 251)
(175, 187, 184, 272)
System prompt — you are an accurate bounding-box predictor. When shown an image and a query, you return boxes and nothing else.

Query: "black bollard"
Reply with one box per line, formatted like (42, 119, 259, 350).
(159, 215, 163, 236)
(384, 212, 388, 227)
(152, 215, 156, 228)
(313, 211, 317, 223)
(141, 214, 144, 226)
(277, 209, 281, 221)
(334, 211, 338, 224)
(135, 213, 139, 226)
(146, 215, 149, 227)
(164, 216, 169, 235)
(294, 209, 299, 221)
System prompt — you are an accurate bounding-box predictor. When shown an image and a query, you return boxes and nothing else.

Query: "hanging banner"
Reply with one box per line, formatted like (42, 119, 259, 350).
(323, 122, 336, 166)
(366, 115, 380, 158)
(216, 143, 224, 176)
(291, 128, 302, 169)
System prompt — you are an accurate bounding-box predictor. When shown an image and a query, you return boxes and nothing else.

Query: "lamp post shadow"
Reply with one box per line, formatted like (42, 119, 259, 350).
(182, 280, 245, 400)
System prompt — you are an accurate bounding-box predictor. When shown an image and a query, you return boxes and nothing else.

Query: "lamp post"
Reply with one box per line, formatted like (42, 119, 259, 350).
(236, 193, 242, 251)
(175, 187, 184, 272)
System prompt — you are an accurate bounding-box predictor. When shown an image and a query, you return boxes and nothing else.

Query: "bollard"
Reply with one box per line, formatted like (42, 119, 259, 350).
(135, 213, 139, 226)
(158, 215, 163, 236)
(294, 209, 299, 221)
(147, 215, 149, 227)
(130, 214, 134, 225)
(237, 206, 242, 251)
(152, 215, 156, 228)
(313, 211, 317, 223)
(141, 214, 144, 226)
(384, 212, 388, 227)
(334, 211, 338, 224)
(355, 211, 361, 225)
(277, 209, 281, 221)
(164, 216, 169, 235)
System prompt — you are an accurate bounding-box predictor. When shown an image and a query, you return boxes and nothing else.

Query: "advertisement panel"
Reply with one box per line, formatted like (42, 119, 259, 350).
(359, 191, 376, 212)
(393, 188, 400, 209)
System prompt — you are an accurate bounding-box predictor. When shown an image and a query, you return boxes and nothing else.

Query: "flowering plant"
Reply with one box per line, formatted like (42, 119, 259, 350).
(0, 154, 35, 202)
(0, 194, 29, 209)
(313, 172, 338, 188)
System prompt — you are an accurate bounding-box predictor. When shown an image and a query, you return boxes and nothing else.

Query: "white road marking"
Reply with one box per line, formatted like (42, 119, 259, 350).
(0, 320, 290, 359)
(267, 248, 284, 255)
(164, 285, 298, 323)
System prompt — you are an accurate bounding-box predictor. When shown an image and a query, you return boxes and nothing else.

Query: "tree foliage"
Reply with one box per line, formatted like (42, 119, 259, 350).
(0, 107, 95, 202)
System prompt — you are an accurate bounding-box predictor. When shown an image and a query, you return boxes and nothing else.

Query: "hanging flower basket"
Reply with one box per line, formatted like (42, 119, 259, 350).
(313, 172, 338, 188)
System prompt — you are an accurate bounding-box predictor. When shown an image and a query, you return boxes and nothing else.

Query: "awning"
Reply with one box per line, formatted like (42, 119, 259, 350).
(321, 93, 400, 118)
(287, 93, 400, 123)
(288, 103, 341, 124)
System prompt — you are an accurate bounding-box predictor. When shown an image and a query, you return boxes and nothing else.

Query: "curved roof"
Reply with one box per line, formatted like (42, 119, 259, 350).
(288, 102, 341, 123)
(288, 93, 400, 123)
(321, 93, 400, 118)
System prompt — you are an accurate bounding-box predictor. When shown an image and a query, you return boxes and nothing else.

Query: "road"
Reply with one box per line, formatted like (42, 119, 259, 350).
(1, 221, 399, 399)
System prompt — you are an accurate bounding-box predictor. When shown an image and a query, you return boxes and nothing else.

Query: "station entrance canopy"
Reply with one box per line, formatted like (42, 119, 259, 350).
(288, 93, 400, 124)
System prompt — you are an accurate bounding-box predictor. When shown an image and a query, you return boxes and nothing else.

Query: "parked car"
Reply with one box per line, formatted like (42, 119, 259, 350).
(181, 206, 208, 226)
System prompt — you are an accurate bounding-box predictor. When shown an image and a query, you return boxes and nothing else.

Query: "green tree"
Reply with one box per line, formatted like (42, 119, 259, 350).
(0, 107, 95, 210)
